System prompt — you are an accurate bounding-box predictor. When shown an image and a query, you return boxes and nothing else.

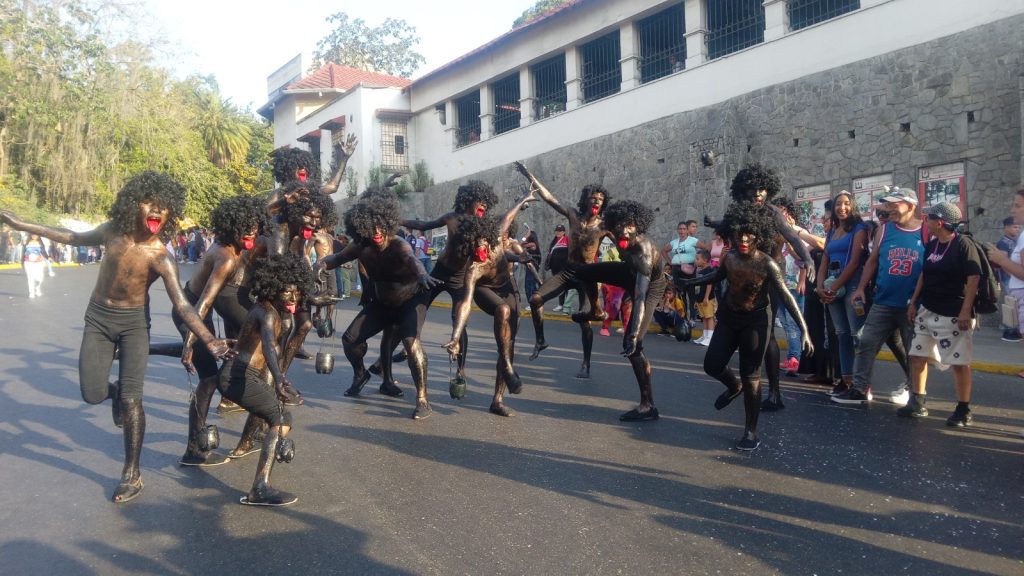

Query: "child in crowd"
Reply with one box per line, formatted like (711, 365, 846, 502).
(693, 249, 717, 346)
(653, 285, 687, 334)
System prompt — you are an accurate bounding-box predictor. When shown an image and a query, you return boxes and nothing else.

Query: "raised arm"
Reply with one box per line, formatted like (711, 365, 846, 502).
(513, 161, 572, 220)
(771, 205, 815, 282)
(499, 192, 538, 240)
(402, 213, 453, 233)
(322, 134, 358, 195)
(767, 258, 813, 355)
(0, 210, 107, 246)
(257, 308, 291, 402)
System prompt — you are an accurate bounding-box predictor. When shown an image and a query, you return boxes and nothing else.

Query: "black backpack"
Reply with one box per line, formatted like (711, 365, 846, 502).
(961, 231, 999, 314)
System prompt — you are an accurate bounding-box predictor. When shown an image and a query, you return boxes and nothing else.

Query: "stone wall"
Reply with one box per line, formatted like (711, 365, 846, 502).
(414, 14, 1023, 246)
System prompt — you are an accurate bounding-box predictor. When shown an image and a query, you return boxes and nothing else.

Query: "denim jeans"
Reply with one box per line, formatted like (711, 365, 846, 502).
(778, 290, 805, 360)
(825, 270, 865, 377)
(852, 303, 911, 391)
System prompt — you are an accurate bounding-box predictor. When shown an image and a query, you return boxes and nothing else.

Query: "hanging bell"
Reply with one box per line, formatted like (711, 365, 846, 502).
(275, 436, 295, 463)
(449, 376, 467, 399)
(198, 424, 220, 452)
(674, 318, 693, 342)
(315, 351, 335, 374)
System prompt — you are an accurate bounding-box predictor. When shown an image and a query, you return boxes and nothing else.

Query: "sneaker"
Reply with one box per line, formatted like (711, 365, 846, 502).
(615, 327, 624, 334)
(896, 394, 928, 418)
(523, 305, 531, 312)
(828, 381, 850, 396)
(888, 385, 910, 406)
(698, 337, 711, 347)
(784, 357, 800, 376)
(552, 305, 563, 312)
(831, 387, 872, 406)
(735, 431, 760, 451)
(1001, 330, 1022, 343)
(692, 335, 706, 345)
(599, 328, 610, 336)
(945, 406, 973, 427)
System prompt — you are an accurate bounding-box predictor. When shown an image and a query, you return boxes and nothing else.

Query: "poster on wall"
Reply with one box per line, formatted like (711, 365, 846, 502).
(795, 183, 832, 237)
(851, 173, 893, 220)
(917, 162, 965, 211)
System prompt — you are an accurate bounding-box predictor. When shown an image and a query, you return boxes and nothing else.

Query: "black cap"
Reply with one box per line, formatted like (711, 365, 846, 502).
(555, 224, 566, 231)
(1004, 216, 1016, 226)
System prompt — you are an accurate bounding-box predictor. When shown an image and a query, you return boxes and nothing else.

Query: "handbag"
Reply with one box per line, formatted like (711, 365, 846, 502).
(1002, 294, 1019, 329)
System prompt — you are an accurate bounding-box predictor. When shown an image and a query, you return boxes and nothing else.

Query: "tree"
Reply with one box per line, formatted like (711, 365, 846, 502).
(312, 12, 425, 78)
(189, 79, 252, 168)
(513, 0, 574, 28)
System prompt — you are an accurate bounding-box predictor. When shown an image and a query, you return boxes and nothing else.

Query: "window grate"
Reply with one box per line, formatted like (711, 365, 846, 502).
(580, 31, 621, 103)
(788, 0, 859, 31)
(455, 91, 481, 148)
(707, 0, 764, 60)
(491, 73, 521, 135)
(532, 54, 567, 120)
(638, 3, 686, 83)
(380, 121, 408, 172)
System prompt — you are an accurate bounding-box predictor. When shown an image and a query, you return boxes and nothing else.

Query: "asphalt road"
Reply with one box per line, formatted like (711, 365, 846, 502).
(0, 265, 1021, 575)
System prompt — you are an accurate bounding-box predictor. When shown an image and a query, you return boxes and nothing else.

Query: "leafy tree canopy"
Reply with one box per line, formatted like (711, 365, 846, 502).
(513, 0, 574, 28)
(312, 12, 425, 78)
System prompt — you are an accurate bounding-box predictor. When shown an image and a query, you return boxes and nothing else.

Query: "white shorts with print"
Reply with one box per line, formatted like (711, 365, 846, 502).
(910, 305, 975, 366)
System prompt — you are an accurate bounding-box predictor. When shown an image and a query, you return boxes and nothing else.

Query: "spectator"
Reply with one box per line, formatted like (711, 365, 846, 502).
(663, 221, 699, 319)
(653, 285, 687, 334)
(22, 233, 46, 298)
(995, 216, 1021, 342)
(520, 229, 542, 311)
(692, 249, 717, 346)
(412, 229, 431, 274)
(986, 187, 1024, 380)
(0, 225, 9, 264)
(771, 198, 808, 372)
(899, 202, 981, 427)
(833, 187, 923, 406)
(544, 224, 569, 312)
(816, 190, 869, 395)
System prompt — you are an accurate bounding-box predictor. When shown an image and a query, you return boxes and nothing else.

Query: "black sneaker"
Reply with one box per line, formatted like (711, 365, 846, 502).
(828, 381, 850, 396)
(831, 387, 872, 406)
(896, 394, 928, 418)
(735, 432, 760, 451)
(946, 406, 973, 427)
(1001, 330, 1022, 343)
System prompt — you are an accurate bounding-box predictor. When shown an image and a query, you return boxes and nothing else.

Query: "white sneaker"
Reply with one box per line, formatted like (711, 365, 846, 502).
(48, 272, 55, 278)
(698, 337, 711, 347)
(692, 335, 706, 345)
(615, 327, 624, 334)
(888, 385, 910, 406)
(28, 292, 36, 299)
(552, 305, 563, 312)
(523, 305, 531, 312)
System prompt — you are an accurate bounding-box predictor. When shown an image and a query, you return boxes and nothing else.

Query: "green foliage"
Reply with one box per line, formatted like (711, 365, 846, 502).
(344, 167, 359, 198)
(513, 0, 574, 28)
(313, 12, 425, 78)
(410, 160, 433, 192)
(365, 163, 409, 199)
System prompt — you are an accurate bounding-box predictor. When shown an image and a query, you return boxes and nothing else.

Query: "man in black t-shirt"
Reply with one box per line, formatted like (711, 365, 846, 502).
(900, 202, 981, 427)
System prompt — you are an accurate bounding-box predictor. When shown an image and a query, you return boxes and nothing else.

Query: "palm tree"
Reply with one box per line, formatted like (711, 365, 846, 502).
(193, 90, 251, 168)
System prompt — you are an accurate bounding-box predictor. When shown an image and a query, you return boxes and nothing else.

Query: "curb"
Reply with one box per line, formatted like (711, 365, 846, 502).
(0, 262, 82, 271)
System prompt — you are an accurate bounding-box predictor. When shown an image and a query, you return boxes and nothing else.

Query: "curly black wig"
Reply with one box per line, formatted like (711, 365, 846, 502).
(344, 188, 401, 243)
(284, 195, 317, 231)
(211, 195, 269, 247)
(717, 201, 778, 253)
(308, 192, 338, 231)
(730, 163, 781, 202)
(602, 200, 655, 236)
(270, 147, 321, 186)
(108, 171, 185, 240)
(453, 215, 500, 261)
(251, 253, 317, 303)
(453, 180, 499, 214)
(770, 196, 797, 220)
(576, 184, 610, 217)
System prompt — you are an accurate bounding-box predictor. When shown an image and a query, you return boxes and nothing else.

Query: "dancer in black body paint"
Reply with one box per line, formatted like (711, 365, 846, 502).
(685, 202, 813, 451)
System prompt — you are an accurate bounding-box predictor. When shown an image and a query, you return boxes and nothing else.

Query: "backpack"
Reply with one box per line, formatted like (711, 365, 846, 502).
(961, 231, 999, 314)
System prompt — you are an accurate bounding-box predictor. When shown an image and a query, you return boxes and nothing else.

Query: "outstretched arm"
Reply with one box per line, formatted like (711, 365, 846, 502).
(322, 134, 358, 195)
(257, 308, 291, 402)
(182, 254, 237, 372)
(767, 259, 813, 355)
(0, 210, 107, 246)
(681, 264, 726, 288)
(513, 161, 572, 221)
(499, 192, 537, 240)
(156, 252, 234, 360)
(403, 213, 453, 232)
(770, 205, 815, 282)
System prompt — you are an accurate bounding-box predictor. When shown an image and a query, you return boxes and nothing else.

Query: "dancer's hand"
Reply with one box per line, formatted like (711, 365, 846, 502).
(442, 339, 460, 361)
(207, 338, 236, 360)
(275, 379, 295, 403)
(314, 260, 329, 283)
(181, 348, 196, 374)
(622, 335, 639, 357)
(418, 273, 442, 292)
(801, 334, 814, 356)
(0, 209, 16, 225)
(338, 133, 358, 159)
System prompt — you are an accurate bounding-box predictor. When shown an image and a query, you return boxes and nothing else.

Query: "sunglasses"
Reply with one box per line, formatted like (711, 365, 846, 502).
(875, 210, 889, 219)
(926, 213, 943, 221)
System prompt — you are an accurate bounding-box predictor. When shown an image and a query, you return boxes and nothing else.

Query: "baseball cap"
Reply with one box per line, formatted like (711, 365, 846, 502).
(554, 224, 566, 231)
(1003, 216, 1016, 226)
(880, 186, 918, 205)
(923, 201, 962, 225)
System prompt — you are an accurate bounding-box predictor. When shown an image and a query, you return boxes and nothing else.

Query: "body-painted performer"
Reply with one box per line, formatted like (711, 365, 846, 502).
(174, 195, 268, 466)
(705, 163, 814, 410)
(0, 171, 234, 502)
(442, 194, 539, 416)
(685, 202, 812, 450)
(514, 162, 608, 379)
(223, 254, 315, 506)
(316, 189, 441, 419)
(572, 200, 669, 421)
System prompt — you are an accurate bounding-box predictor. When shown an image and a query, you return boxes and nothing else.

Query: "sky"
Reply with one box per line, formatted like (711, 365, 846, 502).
(140, 0, 542, 112)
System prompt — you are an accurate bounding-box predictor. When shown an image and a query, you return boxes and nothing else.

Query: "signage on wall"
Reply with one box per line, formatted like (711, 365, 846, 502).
(851, 173, 893, 220)
(917, 162, 965, 211)
(795, 183, 832, 237)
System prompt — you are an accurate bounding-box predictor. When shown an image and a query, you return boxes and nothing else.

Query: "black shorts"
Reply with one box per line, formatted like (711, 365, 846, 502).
(217, 359, 292, 427)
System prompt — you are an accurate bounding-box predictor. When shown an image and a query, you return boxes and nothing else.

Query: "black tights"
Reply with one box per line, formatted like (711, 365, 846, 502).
(703, 307, 770, 438)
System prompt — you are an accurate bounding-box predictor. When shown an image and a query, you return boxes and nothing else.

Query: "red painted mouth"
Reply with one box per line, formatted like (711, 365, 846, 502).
(476, 208, 486, 217)
(592, 206, 600, 215)
(373, 234, 384, 245)
(285, 303, 297, 314)
(146, 217, 162, 234)
(242, 237, 255, 250)
(617, 238, 629, 249)
(474, 247, 489, 262)
(296, 169, 308, 183)
(738, 244, 750, 254)
(302, 228, 313, 240)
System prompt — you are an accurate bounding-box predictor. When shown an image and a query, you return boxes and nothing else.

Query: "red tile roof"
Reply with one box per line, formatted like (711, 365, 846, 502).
(288, 63, 412, 92)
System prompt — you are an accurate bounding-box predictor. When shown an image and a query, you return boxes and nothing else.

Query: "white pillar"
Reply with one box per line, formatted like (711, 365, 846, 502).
(763, 0, 790, 41)
(564, 46, 583, 110)
(479, 84, 494, 140)
(519, 65, 535, 126)
(684, 0, 708, 68)
(619, 21, 641, 90)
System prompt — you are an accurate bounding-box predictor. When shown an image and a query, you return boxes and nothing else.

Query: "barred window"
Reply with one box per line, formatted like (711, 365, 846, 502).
(707, 0, 765, 60)
(380, 121, 408, 172)
(532, 54, 566, 120)
(638, 3, 686, 83)
(491, 74, 521, 135)
(788, 0, 859, 31)
(580, 31, 621, 103)
(455, 91, 481, 148)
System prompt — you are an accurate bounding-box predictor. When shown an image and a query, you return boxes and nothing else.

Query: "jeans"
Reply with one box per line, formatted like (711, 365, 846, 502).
(825, 270, 865, 377)
(852, 303, 912, 391)
(778, 290, 805, 360)
(653, 309, 681, 332)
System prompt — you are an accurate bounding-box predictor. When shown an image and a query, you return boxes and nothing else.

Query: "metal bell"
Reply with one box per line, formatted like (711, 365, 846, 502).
(275, 437, 295, 463)
(449, 376, 467, 400)
(198, 424, 220, 452)
(315, 351, 334, 374)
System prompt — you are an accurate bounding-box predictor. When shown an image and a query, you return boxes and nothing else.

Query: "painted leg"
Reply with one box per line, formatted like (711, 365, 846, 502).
(343, 336, 371, 397)
(712, 367, 743, 410)
(228, 413, 267, 459)
(377, 327, 405, 398)
(405, 338, 431, 419)
(528, 292, 548, 360)
(619, 351, 658, 421)
(112, 398, 145, 503)
(576, 320, 593, 379)
(737, 376, 761, 451)
(241, 426, 296, 506)
(761, 330, 784, 411)
(180, 376, 228, 467)
(493, 305, 521, 395)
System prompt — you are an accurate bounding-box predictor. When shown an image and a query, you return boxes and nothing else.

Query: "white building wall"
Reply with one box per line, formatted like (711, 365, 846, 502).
(408, 0, 1024, 184)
